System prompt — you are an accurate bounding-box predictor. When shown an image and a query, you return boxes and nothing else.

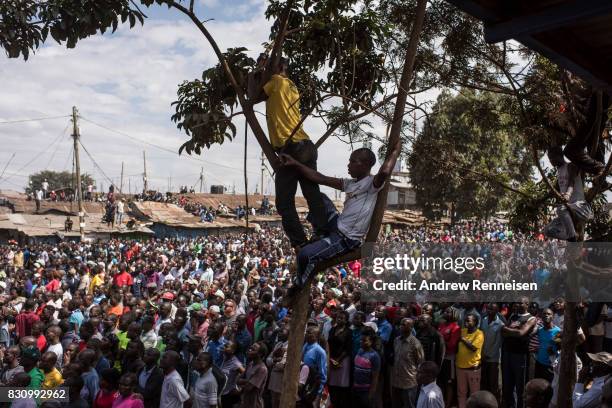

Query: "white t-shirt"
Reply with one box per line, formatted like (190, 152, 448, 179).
(47, 343, 64, 368)
(337, 175, 383, 241)
(160, 370, 190, 408)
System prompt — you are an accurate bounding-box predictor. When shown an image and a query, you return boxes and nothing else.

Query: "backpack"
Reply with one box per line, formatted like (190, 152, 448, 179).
(298, 363, 321, 404)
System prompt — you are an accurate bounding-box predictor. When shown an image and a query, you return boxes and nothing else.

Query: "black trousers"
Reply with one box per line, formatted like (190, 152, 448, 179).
(275, 140, 328, 247)
(564, 91, 610, 175)
(534, 361, 554, 383)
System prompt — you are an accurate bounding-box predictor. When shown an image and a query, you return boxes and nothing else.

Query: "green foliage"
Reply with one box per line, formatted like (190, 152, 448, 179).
(408, 89, 531, 221)
(0, 0, 147, 60)
(266, 0, 390, 113)
(507, 178, 554, 233)
(172, 48, 254, 155)
(586, 194, 612, 241)
(26, 170, 95, 195)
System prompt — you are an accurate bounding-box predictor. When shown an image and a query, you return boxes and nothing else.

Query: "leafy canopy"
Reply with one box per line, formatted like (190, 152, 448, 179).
(27, 170, 94, 195)
(408, 89, 531, 220)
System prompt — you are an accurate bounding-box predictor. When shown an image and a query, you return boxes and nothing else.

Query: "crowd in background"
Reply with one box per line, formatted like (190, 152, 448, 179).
(0, 222, 609, 408)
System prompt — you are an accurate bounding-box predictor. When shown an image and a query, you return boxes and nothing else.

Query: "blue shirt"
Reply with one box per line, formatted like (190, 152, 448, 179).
(205, 337, 227, 368)
(536, 325, 561, 366)
(234, 329, 252, 365)
(302, 342, 327, 393)
(69, 310, 84, 331)
(353, 349, 381, 391)
(377, 320, 392, 344)
(533, 268, 551, 287)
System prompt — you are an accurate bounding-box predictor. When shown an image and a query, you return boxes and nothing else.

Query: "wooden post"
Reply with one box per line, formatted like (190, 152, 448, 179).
(244, 121, 249, 228)
(143, 151, 148, 194)
(72, 106, 85, 241)
(120, 162, 124, 194)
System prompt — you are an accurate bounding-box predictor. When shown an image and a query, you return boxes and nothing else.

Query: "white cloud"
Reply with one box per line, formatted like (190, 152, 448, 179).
(0, 0, 390, 197)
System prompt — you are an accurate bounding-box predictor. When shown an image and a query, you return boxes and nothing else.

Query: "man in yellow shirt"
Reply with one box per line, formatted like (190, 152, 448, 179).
(456, 313, 484, 408)
(262, 57, 328, 249)
(40, 351, 63, 388)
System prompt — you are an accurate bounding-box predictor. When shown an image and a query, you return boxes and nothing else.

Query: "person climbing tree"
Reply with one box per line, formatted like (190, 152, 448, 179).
(559, 75, 610, 176)
(258, 55, 328, 250)
(280, 143, 401, 296)
(543, 146, 593, 241)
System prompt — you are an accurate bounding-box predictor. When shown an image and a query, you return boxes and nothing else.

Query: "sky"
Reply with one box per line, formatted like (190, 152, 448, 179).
(0, 0, 389, 197)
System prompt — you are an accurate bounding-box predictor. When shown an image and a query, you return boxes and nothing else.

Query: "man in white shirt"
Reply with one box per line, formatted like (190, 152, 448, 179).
(160, 350, 190, 408)
(280, 144, 399, 294)
(41, 179, 49, 198)
(191, 352, 218, 408)
(416, 361, 444, 408)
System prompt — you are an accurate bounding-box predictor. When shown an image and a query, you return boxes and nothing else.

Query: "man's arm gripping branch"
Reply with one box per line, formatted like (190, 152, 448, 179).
(373, 137, 402, 189)
(279, 154, 343, 190)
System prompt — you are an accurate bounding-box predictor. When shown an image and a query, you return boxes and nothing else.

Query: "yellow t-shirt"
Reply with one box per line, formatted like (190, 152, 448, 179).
(456, 328, 484, 369)
(89, 273, 104, 294)
(264, 74, 309, 148)
(43, 368, 63, 388)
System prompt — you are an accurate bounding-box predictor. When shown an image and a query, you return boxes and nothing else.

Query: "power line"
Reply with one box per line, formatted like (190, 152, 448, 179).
(78, 140, 117, 189)
(0, 124, 69, 183)
(78, 115, 260, 176)
(0, 115, 71, 124)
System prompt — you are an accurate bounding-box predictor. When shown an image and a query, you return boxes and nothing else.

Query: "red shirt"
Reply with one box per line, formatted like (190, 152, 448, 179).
(113, 271, 133, 287)
(349, 260, 362, 278)
(16, 311, 40, 338)
(36, 334, 47, 352)
(45, 279, 60, 293)
(438, 321, 461, 355)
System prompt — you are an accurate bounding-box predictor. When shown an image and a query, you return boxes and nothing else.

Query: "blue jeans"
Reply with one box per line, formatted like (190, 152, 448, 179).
(296, 220, 359, 286)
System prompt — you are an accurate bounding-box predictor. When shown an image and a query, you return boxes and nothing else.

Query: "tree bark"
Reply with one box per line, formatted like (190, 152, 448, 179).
(278, 0, 428, 406)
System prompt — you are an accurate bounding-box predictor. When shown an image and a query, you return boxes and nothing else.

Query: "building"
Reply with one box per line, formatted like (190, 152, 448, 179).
(386, 159, 417, 210)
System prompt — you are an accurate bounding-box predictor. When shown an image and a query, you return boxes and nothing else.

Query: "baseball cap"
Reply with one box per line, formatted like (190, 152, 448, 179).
(161, 292, 175, 301)
(190, 303, 202, 312)
(214, 290, 225, 299)
(587, 352, 612, 367)
(209, 305, 220, 314)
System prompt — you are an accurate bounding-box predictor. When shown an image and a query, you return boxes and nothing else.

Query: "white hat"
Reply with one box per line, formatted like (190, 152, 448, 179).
(214, 290, 225, 299)
(209, 305, 221, 314)
(364, 321, 378, 332)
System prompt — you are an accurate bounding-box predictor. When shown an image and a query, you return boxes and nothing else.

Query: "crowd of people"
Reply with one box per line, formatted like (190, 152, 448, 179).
(0, 222, 609, 408)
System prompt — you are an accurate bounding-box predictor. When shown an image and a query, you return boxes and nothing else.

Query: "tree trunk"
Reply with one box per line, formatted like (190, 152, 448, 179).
(278, 0, 428, 406)
(558, 301, 578, 408)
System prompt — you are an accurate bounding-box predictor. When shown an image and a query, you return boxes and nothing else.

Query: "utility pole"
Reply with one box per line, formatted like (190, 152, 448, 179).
(120, 162, 124, 194)
(260, 152, 265, 195)
(72, 106, 85, 241)
(199, 167, 204, 193)
(128, 178, 131, 195)
(142, 151, 148, 194)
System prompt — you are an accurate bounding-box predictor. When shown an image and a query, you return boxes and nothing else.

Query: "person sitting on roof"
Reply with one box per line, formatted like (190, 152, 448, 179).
(280, 145, 398, 295)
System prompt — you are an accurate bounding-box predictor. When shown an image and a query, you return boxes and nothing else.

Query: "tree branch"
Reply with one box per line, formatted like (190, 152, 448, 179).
(269, 0, 295, 71)
(531, 146, 567, 203)
(315, 93, 399, 148)
(164, 0, 279, 169)
(586, 149, 612, 202)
